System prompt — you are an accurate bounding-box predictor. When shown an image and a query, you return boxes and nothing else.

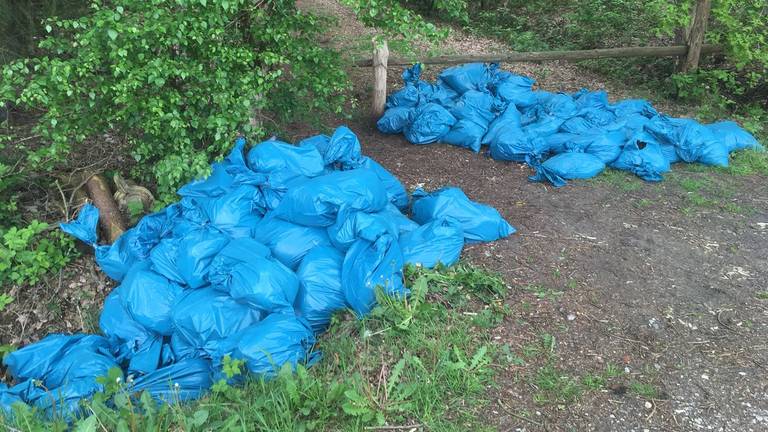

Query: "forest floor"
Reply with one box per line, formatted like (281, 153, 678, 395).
(300, 1, 768, 431)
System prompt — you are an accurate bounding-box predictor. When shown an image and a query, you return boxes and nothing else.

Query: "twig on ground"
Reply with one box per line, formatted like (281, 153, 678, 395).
(363, 424, 423, 431)
(716, 309, 738, 333)
(496, 398, 543, 427)
(55, 179, 69, 221)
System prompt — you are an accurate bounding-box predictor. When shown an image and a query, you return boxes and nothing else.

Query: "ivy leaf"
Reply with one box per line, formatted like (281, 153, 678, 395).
(107, 29, 118, 40)
(45, 24, 52, 33)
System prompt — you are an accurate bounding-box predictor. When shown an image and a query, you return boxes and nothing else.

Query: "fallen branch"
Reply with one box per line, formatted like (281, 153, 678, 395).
(85, 174, 126, 243)
(363, 425, 423, 431)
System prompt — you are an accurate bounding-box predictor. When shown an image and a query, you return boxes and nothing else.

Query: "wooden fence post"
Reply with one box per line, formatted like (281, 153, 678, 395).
(372, 39, 389, 119)
(682, 0, 711, 72)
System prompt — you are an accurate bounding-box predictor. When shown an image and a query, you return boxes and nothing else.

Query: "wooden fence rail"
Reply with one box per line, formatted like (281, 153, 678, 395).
(356, 44, 723, 68)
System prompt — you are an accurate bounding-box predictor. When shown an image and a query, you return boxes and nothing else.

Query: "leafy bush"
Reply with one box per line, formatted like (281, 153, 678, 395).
(1, 0, 349, 203)
(0, 221, 76, 287)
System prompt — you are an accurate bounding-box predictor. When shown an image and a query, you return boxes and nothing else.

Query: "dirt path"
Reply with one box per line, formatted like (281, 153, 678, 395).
(303, 1, 768, 431)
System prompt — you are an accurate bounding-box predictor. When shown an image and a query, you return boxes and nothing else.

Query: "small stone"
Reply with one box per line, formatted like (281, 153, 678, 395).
(645, 401, 653, 409)
(567, 313, 576, 321)
(701, 374, 709, 380)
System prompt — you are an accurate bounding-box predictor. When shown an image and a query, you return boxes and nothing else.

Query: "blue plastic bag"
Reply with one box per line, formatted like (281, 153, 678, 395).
(99, 290, 157, 368)
(295, 247, 346, 333)
(60, 204, 176, 281)
(528, 153, 606, 187)
(41, 336, 117, 389)
(582, 130, 626, 163)
(272, 169, 388, 227)
(491, 74, 536, 107)
(610, 99, 658, 118)
(424, 82, 459, 106)
(411, 187, 515, 243)
(0, 382, 32, 417)
(208, 240, 298, 314)
(378, 107, 415, 134)
(386, 64, 423, 108)
(171, 288, 263, 359)
(538, 93, 578, 119)
(247, 139, 325, 178)
(676, 121, 729, 167)
(214, 314, 317, 378)
(327, 208, 401, 251)
(399, 218, 464, 268)
(610, 132, 670, 181)
(482, 104, 522, 146)
(150, 226, 230, 288)
(4, 334, 112, 385)
(450, 90, 496, 125)
(3, 334, 118, 417)
(191, 184, 264, 237)
(59, 203, 99, 246)
(404, 103, 457, 144)
(706, 121, 762, 152)
(441, 119, 488, 153)
(252, 214, 332, 270)
(387, 84, 420, 108)
(356, 157, 409, 209)
(317, 126, 363, 168)
(647, 117, 729, 167)
(342, 234, 407, 317)
(523, 114, 566, 137)
(489, 129, 548, 162)
(573, 89, 609, 110)
(130, 358, 213, 403)
(559, 117, 595, 134)
(119, 262, 184, 336)
(439, 63, 496, 94)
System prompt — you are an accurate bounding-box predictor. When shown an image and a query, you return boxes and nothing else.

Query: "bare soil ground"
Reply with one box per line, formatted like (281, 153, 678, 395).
(304, 1, 768, 431)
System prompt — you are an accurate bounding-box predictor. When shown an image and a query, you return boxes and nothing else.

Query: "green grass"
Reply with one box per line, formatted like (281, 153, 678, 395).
(2, 265, 506, 432)
(581, 374, 607, 390)
(533, 365, 582, 404)
(629, 382, 659, 399)
(592, 168, 643, 192)
(521, 284, 564, 301)
(756, 291, 768, 300)
(725, 149, 768, 176)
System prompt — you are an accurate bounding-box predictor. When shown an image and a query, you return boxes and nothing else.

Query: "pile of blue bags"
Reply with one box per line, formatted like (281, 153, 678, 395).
(0, 126, 515, 418)
(378, 63, 763, 187)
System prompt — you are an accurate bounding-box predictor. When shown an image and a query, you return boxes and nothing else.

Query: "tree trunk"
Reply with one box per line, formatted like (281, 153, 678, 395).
(682, 0, 711, 73)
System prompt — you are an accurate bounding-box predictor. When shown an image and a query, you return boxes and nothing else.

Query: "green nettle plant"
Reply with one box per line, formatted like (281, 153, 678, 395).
(1, 0, 349, 203)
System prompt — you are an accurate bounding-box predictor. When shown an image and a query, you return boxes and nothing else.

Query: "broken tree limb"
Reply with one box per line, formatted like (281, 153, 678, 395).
(353, 44, 724, 67)
(85, 174, 126, 243)
(372, 39, 389, 119)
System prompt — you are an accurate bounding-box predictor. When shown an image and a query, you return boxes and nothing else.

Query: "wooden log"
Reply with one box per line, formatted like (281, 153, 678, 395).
(682, 0, 712, 72)
(372, 39, 389, 119)
(353, 44, 724, 67)
(85, 174, 126, 243)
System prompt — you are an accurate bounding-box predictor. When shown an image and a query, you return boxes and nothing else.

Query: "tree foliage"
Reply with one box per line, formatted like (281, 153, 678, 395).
(1, 0, 349, 202)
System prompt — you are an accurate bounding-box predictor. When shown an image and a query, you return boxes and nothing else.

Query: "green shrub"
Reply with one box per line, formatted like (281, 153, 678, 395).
(1, 0, 349, 204)
(0, 221, 76, 287)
